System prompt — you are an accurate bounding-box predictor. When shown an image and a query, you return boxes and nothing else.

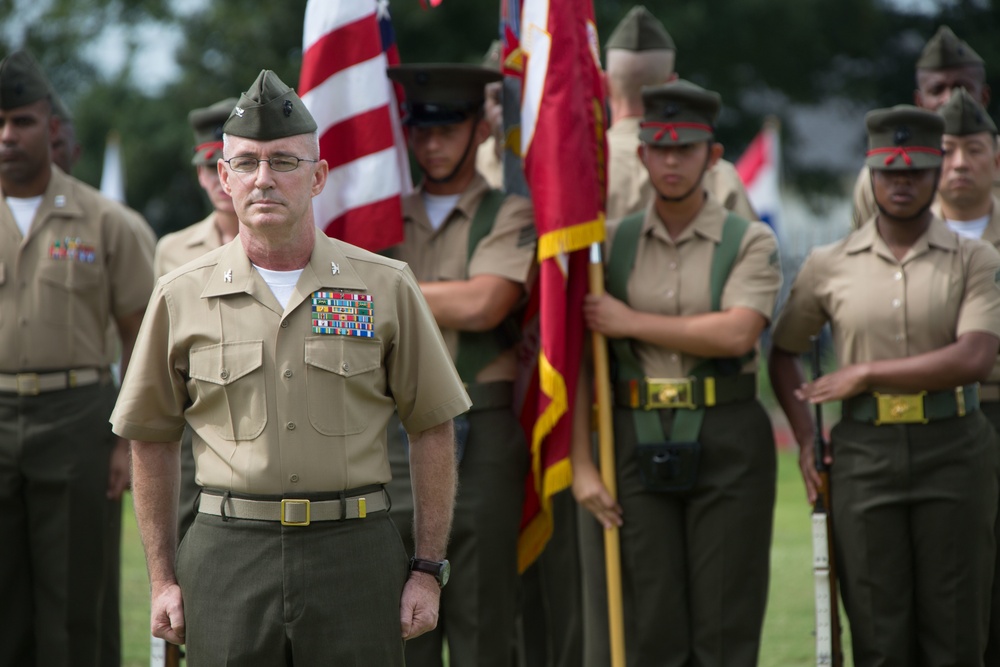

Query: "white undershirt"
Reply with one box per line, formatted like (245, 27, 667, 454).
(253, 265, 303, 309)
(945, 214, 990, 240)
(422, 192, 461, 230)
(6, 195, 43, 237)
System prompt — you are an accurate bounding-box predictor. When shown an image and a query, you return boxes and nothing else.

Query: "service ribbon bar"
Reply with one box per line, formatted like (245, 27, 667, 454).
(311, 290, 375, 336)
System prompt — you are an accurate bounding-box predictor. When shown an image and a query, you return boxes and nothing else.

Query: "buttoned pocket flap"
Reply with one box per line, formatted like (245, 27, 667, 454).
(189, 341, 263, 385)
(305, 337, 382, 378)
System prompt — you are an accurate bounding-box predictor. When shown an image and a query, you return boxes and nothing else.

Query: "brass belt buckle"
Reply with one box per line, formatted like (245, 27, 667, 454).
(873, 391, 928, 425)
(645, 378, 695, 410)
(280, 498, 311, 526)
(16, 373, 40, 396)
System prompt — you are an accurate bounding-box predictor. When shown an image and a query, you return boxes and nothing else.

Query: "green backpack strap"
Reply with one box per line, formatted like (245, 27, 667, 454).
(455, 189, 509, 383)
(606, 212, 751, 444)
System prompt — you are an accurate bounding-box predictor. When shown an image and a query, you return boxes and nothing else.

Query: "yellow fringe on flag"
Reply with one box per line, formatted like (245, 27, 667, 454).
(537, 217, 605, 262)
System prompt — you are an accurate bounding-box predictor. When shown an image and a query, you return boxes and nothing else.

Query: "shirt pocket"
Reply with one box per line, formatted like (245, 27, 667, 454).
(189, 341, 266, 441)
(37, 259, 104, 326)
(304, 336, 383, 436)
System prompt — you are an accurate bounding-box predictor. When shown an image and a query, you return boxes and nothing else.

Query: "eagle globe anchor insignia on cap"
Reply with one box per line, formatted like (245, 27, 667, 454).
(864, 105, 944, 170)
(223, 69, 317, 140)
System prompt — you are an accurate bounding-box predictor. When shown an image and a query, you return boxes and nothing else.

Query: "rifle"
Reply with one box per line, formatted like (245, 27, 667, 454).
(810, 337, 843, 667)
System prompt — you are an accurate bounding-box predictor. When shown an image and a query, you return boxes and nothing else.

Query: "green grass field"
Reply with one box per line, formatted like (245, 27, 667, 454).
(118, 446, 854, 666)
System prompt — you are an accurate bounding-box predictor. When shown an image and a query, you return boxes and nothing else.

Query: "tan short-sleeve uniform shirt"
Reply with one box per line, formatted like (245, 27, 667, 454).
(154, 213, 225, 279)
(0, 167, 154, 372)
(606, 116, 758, 222)
(111, 229, 471, 495)
(606, 195, 781, 378)
(772, 218, 1000, 391)
(390, 173, 536, 382)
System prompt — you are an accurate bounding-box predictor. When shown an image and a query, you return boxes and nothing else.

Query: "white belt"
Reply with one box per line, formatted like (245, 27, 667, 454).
(0, 368, 106, 396)
(197, 490, 388, 526)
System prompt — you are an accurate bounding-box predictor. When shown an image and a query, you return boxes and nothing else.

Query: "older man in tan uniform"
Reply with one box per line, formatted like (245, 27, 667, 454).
(112, 70, 469, 666)
(575, 79, 780, 667)
(153, 97, 238, 544)
(0, 51, 154, 666)
(851, 26, 993, 228)
(383, 63, 535, 667)
(771, 105, 1000, 666)
(933, 88, 1000, 665)
(604, 6, 757, 223)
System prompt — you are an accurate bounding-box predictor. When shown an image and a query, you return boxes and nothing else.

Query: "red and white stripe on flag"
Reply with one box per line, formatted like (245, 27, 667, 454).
(736, 120, 782, 231)
(299, 0, 410, 252)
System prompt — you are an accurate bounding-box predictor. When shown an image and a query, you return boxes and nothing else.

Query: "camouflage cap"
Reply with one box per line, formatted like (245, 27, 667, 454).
(387, 64, 501, 127)
(865, 105, 944, 171)
(640, 79, 720, 146)
(939, 86, 997, 137)
(189, 97, 237, 166)
(916, 26, 983, 70)
(0, 50, 54, 111)
(606, 6, 675, 52)
(223, 70, 317, 141)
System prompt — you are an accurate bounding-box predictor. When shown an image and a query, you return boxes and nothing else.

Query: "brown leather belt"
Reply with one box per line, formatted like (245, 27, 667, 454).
(0, 368, 108, 396)
(198, 489, 388, 526)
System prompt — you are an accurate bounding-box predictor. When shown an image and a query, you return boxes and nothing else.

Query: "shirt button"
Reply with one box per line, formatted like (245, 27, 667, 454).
(895, 334, 903, 342)
(286, 422, 296, 430)
(289, 474, 300, 483)
(893, 271, 903, 281)
(342, 362, 350, 372)
(670, 353, 679, 362)
(283, 369, 293, 378)
(220, 369, 230, 380)
(666, 290, 675, 298)
(669, 262, 677, 270)
(891, 299, 901, 308)
(280, 321, 289, 328)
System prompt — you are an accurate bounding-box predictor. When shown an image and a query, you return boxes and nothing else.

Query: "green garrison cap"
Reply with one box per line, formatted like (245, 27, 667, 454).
(50, 92, 73, 122)
(189, 97, 237, 166)
(0, 50, 54, 111)
(606, 6, 675, 52)
(387, 64, 501, 127)
(939, 87, 997, 136)
(865, 105, 944, 170)
(223, 70, 316, 141)
(639, 79, 720, 146)
(916, 26, 983, 70)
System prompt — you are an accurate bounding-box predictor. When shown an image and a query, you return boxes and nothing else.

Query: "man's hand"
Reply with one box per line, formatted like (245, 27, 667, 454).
(399, 573, 441, 640)
(150, 581, 185, 645)
(107, 437, 131, 500)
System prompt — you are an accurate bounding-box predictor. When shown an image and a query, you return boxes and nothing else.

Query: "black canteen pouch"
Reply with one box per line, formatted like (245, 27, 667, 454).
(636, 440, 701, 493)
(399, 413, 470, 464)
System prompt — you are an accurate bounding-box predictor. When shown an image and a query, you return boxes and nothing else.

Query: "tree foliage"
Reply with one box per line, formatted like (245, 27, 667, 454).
(2, 0, 999, 234)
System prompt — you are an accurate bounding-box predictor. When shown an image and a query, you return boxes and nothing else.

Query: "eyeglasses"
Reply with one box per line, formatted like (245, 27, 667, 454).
(223, 156, 318, 173)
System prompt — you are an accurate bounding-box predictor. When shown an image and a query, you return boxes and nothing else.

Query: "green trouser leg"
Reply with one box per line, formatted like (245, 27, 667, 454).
(831, 414, 998, 667)
(614, 400, 776, 667)
(99, 498, 121, 667)
(391, 407, 528, 667)
(979, 401, 1000, 667)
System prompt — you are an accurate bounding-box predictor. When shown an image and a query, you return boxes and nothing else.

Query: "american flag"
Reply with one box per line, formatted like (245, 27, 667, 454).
(299, 0, 409, 252)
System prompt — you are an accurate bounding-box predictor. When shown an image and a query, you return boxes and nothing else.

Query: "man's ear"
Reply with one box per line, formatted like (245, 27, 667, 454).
(708, 141, 724, 168)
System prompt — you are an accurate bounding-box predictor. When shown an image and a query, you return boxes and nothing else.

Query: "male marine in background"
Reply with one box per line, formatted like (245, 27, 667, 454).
(604, 5, 757, 223)
(113, 69, 467, 665)
(384, 63, 536, 667)
(0, 50, 154, 666)
(934, 87, 1000, 665)
(153, 97, 239, 542)
(852, 25, 992, 227)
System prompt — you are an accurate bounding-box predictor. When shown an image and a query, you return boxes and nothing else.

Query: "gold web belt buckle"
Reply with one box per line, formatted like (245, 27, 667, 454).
(645, 378, 695, 410)
(872, 391, 928, 425)
(280, 499, 311, 526)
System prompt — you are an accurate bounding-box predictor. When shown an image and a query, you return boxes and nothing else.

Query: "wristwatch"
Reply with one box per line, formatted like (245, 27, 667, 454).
(409, 557, 451, 588)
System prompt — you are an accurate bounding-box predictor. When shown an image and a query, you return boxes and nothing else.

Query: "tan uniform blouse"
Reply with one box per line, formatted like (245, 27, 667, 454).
(153, 213, 225, 279)
(390, 173, 536, 383)
(0, 166, 154, 372)
(111, 229, 471, 495)
(772, 218, 1000, 392)
(605, 116, 758, 222)
(606, 195, 781, 378)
